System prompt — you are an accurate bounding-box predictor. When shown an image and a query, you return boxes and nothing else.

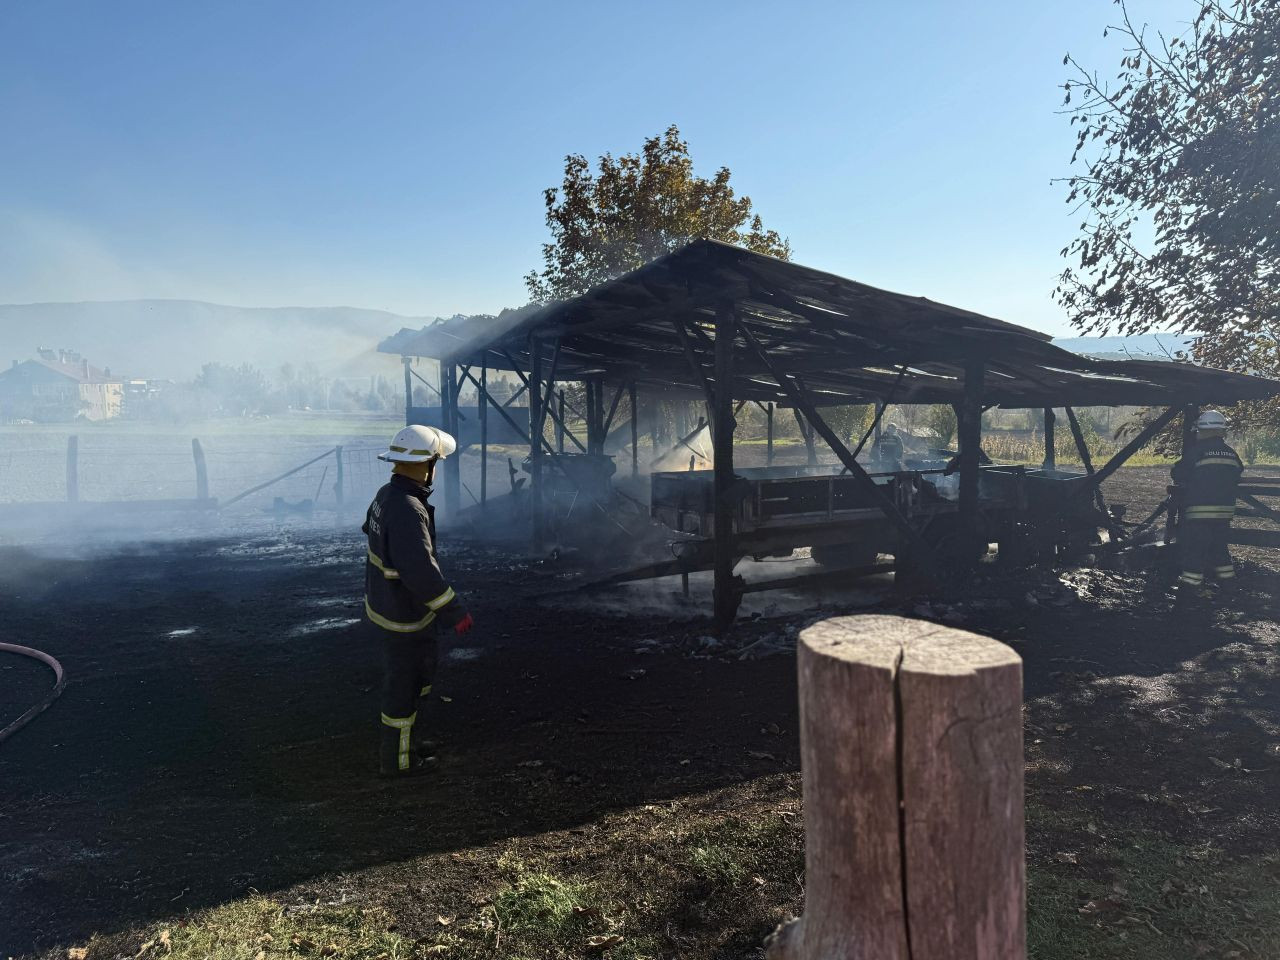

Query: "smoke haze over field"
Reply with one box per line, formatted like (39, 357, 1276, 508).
(0, 300, 434, 380)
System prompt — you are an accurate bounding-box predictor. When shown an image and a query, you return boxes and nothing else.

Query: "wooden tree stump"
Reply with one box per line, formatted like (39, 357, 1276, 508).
(767, 615, 1024, 960)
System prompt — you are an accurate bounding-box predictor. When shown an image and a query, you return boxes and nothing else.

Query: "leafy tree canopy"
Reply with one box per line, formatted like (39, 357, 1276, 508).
(1056, 0, 1279, 421)
(526, 125, 791, 302)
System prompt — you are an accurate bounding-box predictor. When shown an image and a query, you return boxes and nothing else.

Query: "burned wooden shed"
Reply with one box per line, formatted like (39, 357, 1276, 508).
(382, 240, 1280, 623)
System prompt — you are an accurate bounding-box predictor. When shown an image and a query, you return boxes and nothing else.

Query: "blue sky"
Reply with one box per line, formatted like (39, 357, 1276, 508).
(1, 0, 1185, 336)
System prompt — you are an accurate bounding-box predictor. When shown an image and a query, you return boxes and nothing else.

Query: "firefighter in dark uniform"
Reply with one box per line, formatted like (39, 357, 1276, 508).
(1172, 410, 1243, 602)
(872, 422, 906, 470)
(363, 424, 473, 777)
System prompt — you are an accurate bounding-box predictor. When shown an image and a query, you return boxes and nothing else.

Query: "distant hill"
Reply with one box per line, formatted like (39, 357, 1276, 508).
(1051, 332, 1195, 359)
(0, 300, 435, 381)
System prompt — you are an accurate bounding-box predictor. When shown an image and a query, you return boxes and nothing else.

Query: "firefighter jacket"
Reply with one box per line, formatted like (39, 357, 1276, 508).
(362, 474, 465, 632)
(1172, 437, 1243, 521)
(874, 433, 905, 462)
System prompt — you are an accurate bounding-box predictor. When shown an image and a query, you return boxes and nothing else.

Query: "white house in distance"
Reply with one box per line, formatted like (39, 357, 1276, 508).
(0, 348, 124, 422)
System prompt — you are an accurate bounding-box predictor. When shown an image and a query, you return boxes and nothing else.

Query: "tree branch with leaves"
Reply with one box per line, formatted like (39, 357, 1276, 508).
(526, 125, 791, 302)
(1056, 0, 1280, 426)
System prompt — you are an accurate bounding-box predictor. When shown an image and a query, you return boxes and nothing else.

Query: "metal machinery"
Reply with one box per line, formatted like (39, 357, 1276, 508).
(650, 461, 1104, 574)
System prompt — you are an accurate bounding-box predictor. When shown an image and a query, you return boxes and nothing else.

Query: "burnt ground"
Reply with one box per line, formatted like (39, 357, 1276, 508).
(2, 465, 1280, 958)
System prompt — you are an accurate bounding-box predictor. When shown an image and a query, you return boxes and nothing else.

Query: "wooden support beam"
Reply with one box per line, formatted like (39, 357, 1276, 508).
(529, 343, 545, 550)
(497, 348, 584, 453)
(1181, 404, 1199, 459)
(958, 358, 985, 538)
(1064, 406, 1120, 539)
(480, 364, 489, 509)
(712, 304, 741, 628)
(794, 409, 819, 465)
(604, 381, 625, 435)
(766, 615, 1024, 960)
(442, 363, 461, 514)
(767, 401, 775, 465)
(629, 381, 639, 477)
(737, 321, 938, 577)
(1042, 408, 1056, 470)
(459, 367, 531, 448)
(1074, 406, 1182, 501)
(556, 390, 565, 453)
(673, 318, 716, 427)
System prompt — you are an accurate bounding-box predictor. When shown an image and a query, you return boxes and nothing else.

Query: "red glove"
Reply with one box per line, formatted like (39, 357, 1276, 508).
(453, 612, 474, 636)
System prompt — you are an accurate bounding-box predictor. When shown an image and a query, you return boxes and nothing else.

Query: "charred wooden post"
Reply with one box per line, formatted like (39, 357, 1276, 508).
(958, 359, 985, 536)
(629, 381, 639, 477)
(794, 410, 818, 465)
(1042, 408, 1056, 470)
(402, 355, 413, 425)
(192, 438, 208, 501)
(442, 363, 461, 515)
(1064, 407, 1116, 536)
(766, 615, 1025, 960)
(712, 303, 740, 628)
(557, 389, 565, 453)
(529, 345, 545, 550)
(766, 401, 775, 465)
(1181, 404, 1199, 458)
(1076, 405, 1181, 498)
(66, 435, 78, 503)
(479, 364, 489, 509)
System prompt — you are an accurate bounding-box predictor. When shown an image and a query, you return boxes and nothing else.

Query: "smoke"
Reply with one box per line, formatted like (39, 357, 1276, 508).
(0, 299, 426, 382)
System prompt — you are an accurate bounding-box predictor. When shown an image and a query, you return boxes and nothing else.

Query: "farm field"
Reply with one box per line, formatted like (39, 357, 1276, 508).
(2, 467, 1279, 959)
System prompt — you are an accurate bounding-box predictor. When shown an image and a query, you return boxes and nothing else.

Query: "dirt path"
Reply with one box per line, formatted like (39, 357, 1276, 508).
(2, 466, 1278, 957)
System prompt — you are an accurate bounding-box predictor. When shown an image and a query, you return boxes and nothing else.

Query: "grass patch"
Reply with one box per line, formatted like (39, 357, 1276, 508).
(681, 814, 800, 896)
(491, 866, 599, 941)
(1027, 803, 1280, 959)
(66, 896, 414, 960)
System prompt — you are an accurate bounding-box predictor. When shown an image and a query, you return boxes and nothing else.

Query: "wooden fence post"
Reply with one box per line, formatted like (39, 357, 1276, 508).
(334, 445, 345, 511)
(192, 438, 208, 500)
(66, 435, 79, 502)
(767, 615, 1025, 960)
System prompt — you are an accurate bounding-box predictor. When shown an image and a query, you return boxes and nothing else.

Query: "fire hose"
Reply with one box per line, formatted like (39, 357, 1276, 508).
(0, 642, 66, 744)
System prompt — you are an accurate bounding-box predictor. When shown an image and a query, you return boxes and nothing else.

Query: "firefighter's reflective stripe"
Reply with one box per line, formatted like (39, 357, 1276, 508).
(1196, 457, 1242, 468)
(364, 597, 435, 632)
(1179, 571, 1205, 585)
(367, 548, 400, 579)
(426, 585, 456, 611)
(1185, 505, 1236, 519)
(1215, 565, 1236, 579)
(381, 711, 416, 771)
(420, 683, 432, 698)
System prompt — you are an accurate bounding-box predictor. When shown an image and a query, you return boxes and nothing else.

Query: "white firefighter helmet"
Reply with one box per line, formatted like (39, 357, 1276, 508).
(378, 424, 457, 463)
(884, 422, 900, 437)
(1196, 409, 1228, 434)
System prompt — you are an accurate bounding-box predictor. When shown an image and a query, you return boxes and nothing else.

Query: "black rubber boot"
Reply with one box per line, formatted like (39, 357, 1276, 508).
(379, 711, 426, 777)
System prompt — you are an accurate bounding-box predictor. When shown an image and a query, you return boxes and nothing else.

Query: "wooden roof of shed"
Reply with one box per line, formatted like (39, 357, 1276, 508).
(381, 240, 1280, 409)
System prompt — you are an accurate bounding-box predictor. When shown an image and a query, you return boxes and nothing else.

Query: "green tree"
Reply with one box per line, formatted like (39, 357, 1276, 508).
(1056, 0, 1280, 426)
(194, 362, 271, 416)
(924, 405, 958, 448)
(526, 125, 791, 302)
